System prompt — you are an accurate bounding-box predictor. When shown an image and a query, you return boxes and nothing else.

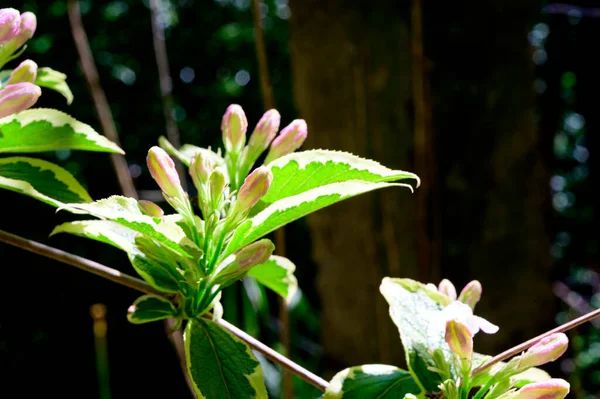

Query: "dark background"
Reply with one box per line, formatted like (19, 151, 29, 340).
(0, 0, 599, 398)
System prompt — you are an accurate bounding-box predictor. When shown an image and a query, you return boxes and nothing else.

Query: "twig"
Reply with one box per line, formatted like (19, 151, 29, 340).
(148, 0, 187, 190)
(67, 0, 137, 199)
(473, 306, 600, 375)
(0, 229, 329, 392)
(553, 281, 600, 328)
(250, 1, 293, 397)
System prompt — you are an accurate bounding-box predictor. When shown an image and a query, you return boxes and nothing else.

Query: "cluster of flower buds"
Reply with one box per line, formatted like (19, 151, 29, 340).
(0, 9, 40, 118)
(227, 166, 272, 225)
(220, 104, 307, 189)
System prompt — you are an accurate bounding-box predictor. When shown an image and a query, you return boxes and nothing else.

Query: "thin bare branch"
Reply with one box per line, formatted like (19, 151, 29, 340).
(0, 229, 328, 392)
(473, 306, 600, 375)
(148, 0, 187, 190)
(67, 0, 137, 199)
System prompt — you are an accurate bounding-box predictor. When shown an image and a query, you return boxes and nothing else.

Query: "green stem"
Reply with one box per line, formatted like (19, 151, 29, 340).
(472, 379, 495, 399)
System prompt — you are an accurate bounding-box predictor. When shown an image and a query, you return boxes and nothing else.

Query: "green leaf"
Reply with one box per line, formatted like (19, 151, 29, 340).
(0, 108, 123, 153)
(261, 150, 420, 204)
(184, 318, 268, 399)
(127, 295, 179, 324)
(324, 364, 421, 399)
(0, 156, 91, 206)
(159, 136, 224, 167)
(511, 367, 551, 388)
(379, 278, 455, 392)
(35, 67, 74, 104)
(223, 181, 410, 259)
(60, 196, 199, 259)
(247, 255, 297, 304)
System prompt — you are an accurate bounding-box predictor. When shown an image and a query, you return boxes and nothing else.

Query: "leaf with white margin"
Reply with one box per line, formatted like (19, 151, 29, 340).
(222, 181, 412, 260)
(51, 220, 135, 253)
(0, 108, 123, 153)
(379, 277, 456, 393)
(0, 156, 91, 206)
(35, 67, 74, 104)
(324, 364, 421, 399)
(60, 195, 199, 258)
(184, 318, 268, 399)
(247, 255, 298, 304)
(261, 150, 419, 204)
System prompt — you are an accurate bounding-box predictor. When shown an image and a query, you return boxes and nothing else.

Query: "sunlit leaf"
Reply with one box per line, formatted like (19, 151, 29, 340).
(0, 108, 122, 153)
(127, 295, 179, 324)
(185, 318, 268, 399)
(35, 67, 73, 104)
(247, 255, 297, 304)
(324, 364, 421, 398)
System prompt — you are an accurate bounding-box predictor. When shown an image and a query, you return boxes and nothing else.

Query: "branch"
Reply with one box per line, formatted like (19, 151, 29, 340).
(473, 306, 600, 375)
(148, 0, 187, 190)
(0, 229, 329, 392)
(67, 0, 137, 199)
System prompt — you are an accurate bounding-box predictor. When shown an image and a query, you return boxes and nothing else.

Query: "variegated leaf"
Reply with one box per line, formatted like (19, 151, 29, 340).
(247, 255, 297, 304)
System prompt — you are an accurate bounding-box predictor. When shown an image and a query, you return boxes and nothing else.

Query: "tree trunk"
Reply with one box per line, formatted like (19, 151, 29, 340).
(289, 0, 552, 374)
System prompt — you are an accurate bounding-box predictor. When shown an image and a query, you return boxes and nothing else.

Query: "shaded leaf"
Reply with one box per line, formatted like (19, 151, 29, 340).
(127, 295, 179, 324)
(0, 156, 91, 206)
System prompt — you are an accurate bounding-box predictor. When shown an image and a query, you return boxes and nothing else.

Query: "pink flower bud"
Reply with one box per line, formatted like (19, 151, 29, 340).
(264, 119, 308, 164)
(247, 109, 280, 159)
(221, 104, 247, 154)
(514, 379, 570, 399)
(138, 200, 164, 218)
(0, 82, 41, 118)
(458, 280, 482, 310)
(234, 166, 272, 215)
(7, 59, 37, 84)
(213, 239, 275, 285)
(146, 146, 183, 199)
(189, 151, 214, 187)
(438, 279, 457, 300)
(445, 319, 473, 359)
(0, 8, 20, 45)
(8, 11, 36, 50)
(519, 333, 569, 369)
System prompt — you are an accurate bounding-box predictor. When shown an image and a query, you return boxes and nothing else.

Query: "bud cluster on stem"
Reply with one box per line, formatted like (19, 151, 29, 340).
(0, 9, 36, 69)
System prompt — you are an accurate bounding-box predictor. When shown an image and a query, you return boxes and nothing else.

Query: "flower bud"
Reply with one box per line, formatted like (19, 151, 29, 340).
(445, 319, 473, 359)
(209, 167, 228, 210)
(246, 109, 280, 161)
(0, 82, 41, 118)
(264, 119, 307, 164)
(213, 239, 275, 286)
(189, 151, 215, 187)
(0, 8, 20, 45)
(513, 379, 570, 399)
(221, 104, 247, 154)
(438, 279, 457, 300)
(234, 166, 272, 215)
(458, 280, 482, 310)
(138, 200, 164, 218)
(519, 333, 569, 370)
(147, 146, 183, 199)
(7, 11, 35, 50)
(6, 59, 37, 84)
